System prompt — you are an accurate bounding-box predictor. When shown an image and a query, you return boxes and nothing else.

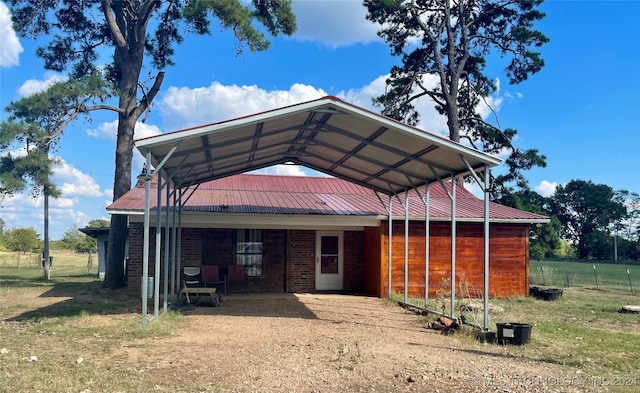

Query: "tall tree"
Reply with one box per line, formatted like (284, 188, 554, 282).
(364, 0, 549, 197)
(2, 227, 41, 254)
(61, 224, 97, 253)
(613, 190, 640, 242)
(551, 180, 626, 259)
(1, 75, 109, 279)
(500, 188, 561, 260)
(7, 0, 296, 288)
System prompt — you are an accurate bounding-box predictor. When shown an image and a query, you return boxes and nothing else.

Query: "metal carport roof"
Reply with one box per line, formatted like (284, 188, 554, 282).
(133, 95, 503, 330)
(134, 96, 500, 194)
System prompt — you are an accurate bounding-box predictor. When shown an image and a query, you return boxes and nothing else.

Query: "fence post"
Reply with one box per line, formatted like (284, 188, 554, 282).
(593, 265, 598, 289)
(628, 269, 635, 295)
(564, 261, 570, 287)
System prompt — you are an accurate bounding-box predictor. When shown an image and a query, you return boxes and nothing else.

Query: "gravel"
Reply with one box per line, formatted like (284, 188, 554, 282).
(129, 294, 599, 393)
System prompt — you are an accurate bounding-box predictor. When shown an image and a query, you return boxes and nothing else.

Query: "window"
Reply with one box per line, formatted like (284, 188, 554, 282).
(236, 229, 263, 277)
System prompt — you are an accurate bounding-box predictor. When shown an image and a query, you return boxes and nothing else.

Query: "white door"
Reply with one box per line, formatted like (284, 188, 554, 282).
(315, 231, 343, 290)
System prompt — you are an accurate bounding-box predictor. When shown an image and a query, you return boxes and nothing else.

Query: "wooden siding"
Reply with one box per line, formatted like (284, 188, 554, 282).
(376, 221, 529, 298)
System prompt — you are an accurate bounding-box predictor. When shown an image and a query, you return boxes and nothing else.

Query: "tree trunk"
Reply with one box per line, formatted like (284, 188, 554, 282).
(103, 107, 138, 289)
(102, 15, 145, 288)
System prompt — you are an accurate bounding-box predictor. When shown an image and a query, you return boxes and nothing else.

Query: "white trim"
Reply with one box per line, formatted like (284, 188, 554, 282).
(127, 212, 379, 230)
(120, 211, 549, 226)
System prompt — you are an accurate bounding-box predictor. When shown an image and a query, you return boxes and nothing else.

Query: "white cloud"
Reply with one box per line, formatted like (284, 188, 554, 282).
(291, 1, 380, 48)
(160, 82, 328, 130)
(338, 73, 450, 136)
(50, 196, 78, 208)
(535, 180, 557, 197)
(87, 120, 161, 142)
(17, 72, 68, 97)
(52, 159, 105, 198)
(0, 190, 97, 239)
(86, 120, 162, 174)
(0, 2, 23, 68)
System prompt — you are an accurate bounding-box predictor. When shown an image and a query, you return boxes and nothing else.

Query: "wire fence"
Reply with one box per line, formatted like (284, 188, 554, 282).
(530, 260, 639, 295)
(0, 251, 43, 269)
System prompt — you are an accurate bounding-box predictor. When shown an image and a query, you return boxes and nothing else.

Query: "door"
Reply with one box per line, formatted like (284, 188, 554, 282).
(315, 231, 343, 290)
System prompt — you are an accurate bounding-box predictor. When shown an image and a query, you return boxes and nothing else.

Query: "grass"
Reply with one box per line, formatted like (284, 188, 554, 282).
(396, 280, 640, 392)
(2, 254, 640, 392)
(0, 250, 184, 393)
(530, 259, 640, 293)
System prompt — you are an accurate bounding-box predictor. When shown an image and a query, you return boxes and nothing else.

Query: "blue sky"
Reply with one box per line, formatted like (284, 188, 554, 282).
(1, 0, 639, 240)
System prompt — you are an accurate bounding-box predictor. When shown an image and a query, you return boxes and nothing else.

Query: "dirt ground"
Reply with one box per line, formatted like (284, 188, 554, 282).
(116, 294, 599, 393)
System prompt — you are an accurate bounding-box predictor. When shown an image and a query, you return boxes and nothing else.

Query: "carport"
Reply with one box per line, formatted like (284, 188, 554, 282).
(132, 96, 501, 329)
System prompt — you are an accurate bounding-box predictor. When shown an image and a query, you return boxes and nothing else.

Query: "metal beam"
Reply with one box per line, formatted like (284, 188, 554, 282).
(404, 191, 409, 304)
(388, 196, 393, 298)
(484, 165, 491, 329)
(141, 150, 152, 329)
(451, 176, 457, 318)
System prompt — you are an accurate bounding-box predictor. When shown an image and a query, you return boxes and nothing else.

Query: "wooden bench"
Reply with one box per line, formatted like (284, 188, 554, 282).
(180, 284, 221, 306)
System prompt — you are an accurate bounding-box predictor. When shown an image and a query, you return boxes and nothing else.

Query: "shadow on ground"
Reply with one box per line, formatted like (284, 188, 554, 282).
(2, 277, 138, 322)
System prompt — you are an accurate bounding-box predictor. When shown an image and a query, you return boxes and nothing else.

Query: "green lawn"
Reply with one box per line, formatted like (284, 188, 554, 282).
(531, 259, 640, 293)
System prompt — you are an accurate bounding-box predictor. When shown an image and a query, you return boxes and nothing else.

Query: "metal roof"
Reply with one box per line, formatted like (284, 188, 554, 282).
(107, 174, 549, 223)
(134, 96, 501, 195)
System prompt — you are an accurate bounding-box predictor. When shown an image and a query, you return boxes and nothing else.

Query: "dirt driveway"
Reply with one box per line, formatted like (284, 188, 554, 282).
(121, 294, 595, 393)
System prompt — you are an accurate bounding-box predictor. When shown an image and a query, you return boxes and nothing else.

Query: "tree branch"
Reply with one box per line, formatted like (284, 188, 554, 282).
(102, 0, 127, 48)
(131, 71, 165, 120)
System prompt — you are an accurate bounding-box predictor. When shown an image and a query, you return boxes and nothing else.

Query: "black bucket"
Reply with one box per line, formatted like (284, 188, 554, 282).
(475, 329, 496, 343)
(537, 288, 563, 301)
(496, 322, 532, 345)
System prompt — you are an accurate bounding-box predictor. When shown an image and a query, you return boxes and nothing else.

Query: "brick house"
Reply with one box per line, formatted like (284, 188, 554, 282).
(108, 96, 548, 311)
(109, 173, 547, 298)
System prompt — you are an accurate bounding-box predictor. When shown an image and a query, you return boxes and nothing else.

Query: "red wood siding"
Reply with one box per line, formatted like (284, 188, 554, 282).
(363, 226, 383, 296)
(376, 221, 529, 298)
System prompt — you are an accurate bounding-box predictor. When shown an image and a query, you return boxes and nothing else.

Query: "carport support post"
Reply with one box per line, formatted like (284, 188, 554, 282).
(424, 184, 430, 308)
(176, 194, 183, 300)
(404, 191, 409, 304)
(170, 191, 177, 299)
(450, 176, 457, 318)
(483, 166, 490, 329)
(388, 195, 393, 299)
(163, 182, 170, 313)
(141, 150, 152, 329)
(154, 175, 163, 320)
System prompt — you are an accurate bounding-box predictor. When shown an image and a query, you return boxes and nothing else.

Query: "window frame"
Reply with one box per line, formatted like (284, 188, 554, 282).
(235, 229, 264, 278)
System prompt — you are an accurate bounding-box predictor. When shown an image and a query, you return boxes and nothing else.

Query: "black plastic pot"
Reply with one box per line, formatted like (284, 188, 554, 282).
(475, 330, 496, 343)
(496, 322, 532, 345)
(538, 288, 563, 301)
(530, 287, 563, 301)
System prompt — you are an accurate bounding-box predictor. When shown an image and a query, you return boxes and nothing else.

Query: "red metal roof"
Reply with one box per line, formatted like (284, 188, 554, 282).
(107, 173, 548, 222)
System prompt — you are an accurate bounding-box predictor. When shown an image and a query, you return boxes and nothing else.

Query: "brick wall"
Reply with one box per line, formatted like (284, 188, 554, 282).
(127, 222, 202, 294)
(261, 229, 287, 292)
(286, 230, 316, 292)
(128, 225, 367, 295)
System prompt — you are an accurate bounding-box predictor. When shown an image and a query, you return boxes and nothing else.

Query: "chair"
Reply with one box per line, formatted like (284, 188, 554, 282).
(182, 266, 201, 286)
(201, 265, 226, 294)
(181, 266, 201, 303)
(227, 265, 248, 294)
